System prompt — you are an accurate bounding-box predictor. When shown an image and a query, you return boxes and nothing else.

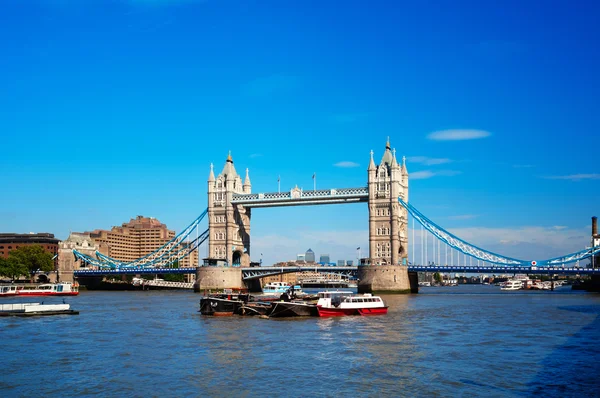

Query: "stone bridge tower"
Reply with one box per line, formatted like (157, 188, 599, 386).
(367, 139, 409, 265)
(207, 152, 252, 267)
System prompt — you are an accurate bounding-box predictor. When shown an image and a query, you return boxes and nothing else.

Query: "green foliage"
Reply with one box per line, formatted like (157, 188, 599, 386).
(163, 273, 185, 282)
(433, 272, 443, 283)
(0, 256, 29, 281)
(8, 245, 54, 277)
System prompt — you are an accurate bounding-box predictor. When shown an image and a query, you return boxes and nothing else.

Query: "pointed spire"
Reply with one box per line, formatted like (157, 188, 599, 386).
(381, 138, 393, 166)
(208, 163, 215, 181)
(368, 149, 376, 170)
(244, 168, 251, 186)
(226, 150, 233, 163)
(391, 148, 398, 167)
(401, 155, 408, 174)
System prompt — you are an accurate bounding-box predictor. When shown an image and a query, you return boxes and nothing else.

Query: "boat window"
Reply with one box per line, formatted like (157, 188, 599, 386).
(375, 298, 381, 302)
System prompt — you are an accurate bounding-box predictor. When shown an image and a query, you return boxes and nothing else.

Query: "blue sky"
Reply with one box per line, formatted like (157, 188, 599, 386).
(1, 0, 598, 266)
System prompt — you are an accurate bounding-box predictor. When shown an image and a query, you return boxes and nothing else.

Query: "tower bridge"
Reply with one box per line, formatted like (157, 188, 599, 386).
(70, 138, 600, 292)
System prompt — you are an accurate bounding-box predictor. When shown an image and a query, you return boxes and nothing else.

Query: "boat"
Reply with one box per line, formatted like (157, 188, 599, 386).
(418, 281, 431, 287)
(300, 278, 351, 289)
(262, 282, 303, 295)
(15, 282, 79, 297)
(500, 280, 523, 291)
(0, 302, 79, 317)
(0, 285, 18, 297)
(199, 289, 251, 316)
(316, 291, 388, 317)
(267, 291, 318, 317)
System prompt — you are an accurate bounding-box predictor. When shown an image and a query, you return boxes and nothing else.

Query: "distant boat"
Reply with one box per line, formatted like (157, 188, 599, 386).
(15, 282, 79, 297)
(262, 282, 302, 295)
(500, 280, 523, 291)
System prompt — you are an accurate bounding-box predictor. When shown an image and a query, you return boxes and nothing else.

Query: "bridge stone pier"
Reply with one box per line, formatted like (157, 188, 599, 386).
(195, 139, 418, 293)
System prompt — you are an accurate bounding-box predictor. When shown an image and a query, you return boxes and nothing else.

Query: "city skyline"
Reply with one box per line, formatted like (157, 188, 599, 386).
(1, 1, 599, 267)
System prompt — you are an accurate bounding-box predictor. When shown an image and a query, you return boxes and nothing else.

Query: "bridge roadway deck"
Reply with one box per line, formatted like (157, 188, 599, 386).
(73, 265, 600, 277)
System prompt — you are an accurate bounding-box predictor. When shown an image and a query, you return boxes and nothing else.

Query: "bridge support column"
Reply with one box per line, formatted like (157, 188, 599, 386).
(357, 265, 418, 294)
(193, 266, 244, 292)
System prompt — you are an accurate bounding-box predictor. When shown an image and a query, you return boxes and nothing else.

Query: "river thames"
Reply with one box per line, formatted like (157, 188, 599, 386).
(1, 285, 599, 397)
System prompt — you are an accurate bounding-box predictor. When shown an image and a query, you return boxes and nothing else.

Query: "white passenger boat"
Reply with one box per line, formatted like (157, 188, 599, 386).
(262, 282, 302, 295)
(316, 291, 388, 316)
(0, 285, 18, 297)
(16, 282, 79, 297)
(500, 280, 523, 291)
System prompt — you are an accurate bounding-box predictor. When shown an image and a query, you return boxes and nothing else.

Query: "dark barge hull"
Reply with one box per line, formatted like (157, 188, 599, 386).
(268, 301, 318, 317)
(200, 297, 245, 316)
(0, 310, 79, 317)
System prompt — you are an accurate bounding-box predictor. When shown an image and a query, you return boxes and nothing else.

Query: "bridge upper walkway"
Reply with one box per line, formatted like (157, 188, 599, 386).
(231, 187, 368, 208)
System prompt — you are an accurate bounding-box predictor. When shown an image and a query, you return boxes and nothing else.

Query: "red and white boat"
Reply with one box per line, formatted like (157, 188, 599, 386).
(0, 285, 19, 297)
(316, 291, 388, 317)
(15, 282, 80, 297)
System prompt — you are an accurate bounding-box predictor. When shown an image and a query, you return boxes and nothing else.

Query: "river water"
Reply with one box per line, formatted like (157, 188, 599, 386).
(1, 285, 599, 397)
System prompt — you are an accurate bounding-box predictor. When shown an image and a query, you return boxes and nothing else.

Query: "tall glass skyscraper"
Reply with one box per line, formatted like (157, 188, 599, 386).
(305, 248, 315, 263)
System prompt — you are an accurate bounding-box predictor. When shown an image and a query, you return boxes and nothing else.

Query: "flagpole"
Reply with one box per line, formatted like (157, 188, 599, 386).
(313, 172, 316, 191)
(278, 175, 280, 193)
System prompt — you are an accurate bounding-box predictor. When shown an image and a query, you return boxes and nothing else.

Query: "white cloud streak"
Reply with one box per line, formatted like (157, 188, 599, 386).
(410, 170, 462, 180)
(427, 129, 492, 141)
(544, 174, 600, 181)
(407, 156, 453, 166)
(334, 161, 360, 168)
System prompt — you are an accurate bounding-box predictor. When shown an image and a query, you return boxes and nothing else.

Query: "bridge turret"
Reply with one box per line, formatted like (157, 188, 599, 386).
(243, 168, 252, 194)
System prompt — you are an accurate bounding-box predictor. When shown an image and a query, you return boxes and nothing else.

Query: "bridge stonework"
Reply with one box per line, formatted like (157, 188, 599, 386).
(367, 139, 409, 266)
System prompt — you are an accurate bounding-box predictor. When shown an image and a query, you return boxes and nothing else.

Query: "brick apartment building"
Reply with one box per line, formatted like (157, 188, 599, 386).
(86, 216, 199, 267)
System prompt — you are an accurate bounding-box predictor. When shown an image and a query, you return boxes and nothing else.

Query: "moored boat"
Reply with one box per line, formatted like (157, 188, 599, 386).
(0, 302, 79, 316)
(0, 285, 19, 297)
(9, 282, 80, 297)
(262, 282, 303, 295)
(316, 291, 388, 317)
(199, 290, 251, 316)
(268, 301, 318, 317)
(500, 280, 523, 291)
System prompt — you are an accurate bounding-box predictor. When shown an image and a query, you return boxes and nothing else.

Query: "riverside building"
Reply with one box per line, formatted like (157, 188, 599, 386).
(85, 216, 198, 268)
(0, 233, 60, 267)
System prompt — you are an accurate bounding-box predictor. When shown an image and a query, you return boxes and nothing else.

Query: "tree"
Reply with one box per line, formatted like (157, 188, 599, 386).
(0, 256, 29, 281)
(8, 245, 54, 281)
(433, 272, 443, 284)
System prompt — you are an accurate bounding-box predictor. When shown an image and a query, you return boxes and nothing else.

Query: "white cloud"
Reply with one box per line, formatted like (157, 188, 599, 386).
(427, 129, 492, 141)
(334, 161, 360, 168)
(544, 174, 600, 181)
(411, 170, 462, 180)
(249, 153, 262, 159)
(407, 156, 452, 166)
